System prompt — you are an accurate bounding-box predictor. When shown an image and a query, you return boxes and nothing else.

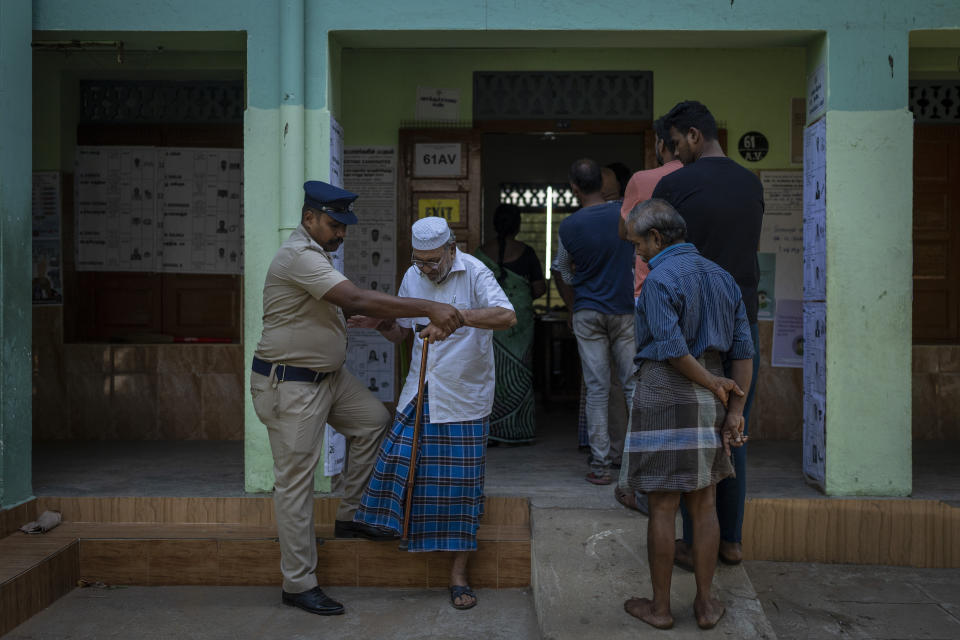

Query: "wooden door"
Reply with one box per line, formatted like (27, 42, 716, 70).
(914, 125, 960, 343)
(397, 128, 482, 284)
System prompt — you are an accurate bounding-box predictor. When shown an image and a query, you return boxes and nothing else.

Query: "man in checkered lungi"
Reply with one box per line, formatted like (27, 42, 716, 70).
(620, 199, 753, 631)
(348, 216, 516, 610)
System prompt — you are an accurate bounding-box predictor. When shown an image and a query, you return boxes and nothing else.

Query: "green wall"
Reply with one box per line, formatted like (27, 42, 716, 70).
(339, 46, 807, 171)
(0, 0, 34, 510)
(16, 0, 960, 499)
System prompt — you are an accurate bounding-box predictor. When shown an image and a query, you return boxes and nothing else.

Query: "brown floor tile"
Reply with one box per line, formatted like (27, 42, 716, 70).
(316, 540, 359, 586)
(0, 499, 37, 538)
(426, 552, 455, 589)
(79, 540, 150, 584)
(158, 345, 205, 374)
(201, 373, 243, 440)
(357, 542, 428, 587)
(468, 541, 499, 589)
(914, 345, 941, 373)
(157, 373, 202, 439)
(939, 374, 960, 438)
(112, 346, 158, 373)
(111, 373, 159, 439)
(498, 540, 531, 588)
(68, 374, 112, 439)
(218, 539, 282, 585)
(203, 345, 243, 373)
(940, 346, 960, 373)
(64, 344, 111, 374)
(148, 539, 218, 585)
(912, 373, 941, 439)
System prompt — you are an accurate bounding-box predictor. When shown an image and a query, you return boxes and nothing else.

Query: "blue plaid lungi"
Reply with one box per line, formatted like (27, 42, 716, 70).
(354, 384, 488, 552)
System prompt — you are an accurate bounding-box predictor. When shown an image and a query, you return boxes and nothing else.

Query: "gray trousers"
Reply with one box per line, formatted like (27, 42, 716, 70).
(572, 309, 636, 473)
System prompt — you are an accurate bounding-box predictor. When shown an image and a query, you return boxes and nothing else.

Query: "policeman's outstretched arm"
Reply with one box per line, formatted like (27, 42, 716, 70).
(323, 280, 462, 338)
(460, 307, 516, 331)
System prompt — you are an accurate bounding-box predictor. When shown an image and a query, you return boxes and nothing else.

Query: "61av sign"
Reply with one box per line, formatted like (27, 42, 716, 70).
(413, 143, 462, 177)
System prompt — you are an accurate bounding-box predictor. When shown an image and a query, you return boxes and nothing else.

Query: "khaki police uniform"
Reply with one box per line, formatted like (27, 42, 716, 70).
(251, 224, 390, 593)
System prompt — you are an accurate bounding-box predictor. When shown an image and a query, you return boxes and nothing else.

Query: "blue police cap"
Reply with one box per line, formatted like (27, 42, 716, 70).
(303, 180, 359, 225)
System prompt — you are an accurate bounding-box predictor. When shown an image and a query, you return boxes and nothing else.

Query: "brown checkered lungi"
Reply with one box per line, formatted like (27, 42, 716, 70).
(621, 351, 735, 493)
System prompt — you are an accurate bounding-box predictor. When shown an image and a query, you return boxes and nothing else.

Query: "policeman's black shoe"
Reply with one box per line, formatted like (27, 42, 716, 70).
(281, 586, 345, 616)
(334, 519, 400, 540)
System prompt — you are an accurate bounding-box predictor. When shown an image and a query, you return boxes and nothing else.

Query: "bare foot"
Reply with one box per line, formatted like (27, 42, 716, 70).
(624, 597, 674, 630)
(694, 596, 726, 629)
(674, 539, 694, 572)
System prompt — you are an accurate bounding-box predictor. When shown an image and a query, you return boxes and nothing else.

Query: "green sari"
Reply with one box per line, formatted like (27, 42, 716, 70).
(475, 248, 536, 443)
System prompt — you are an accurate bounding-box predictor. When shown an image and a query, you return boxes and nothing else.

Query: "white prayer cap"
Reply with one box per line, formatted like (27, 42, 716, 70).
(411, 216, 452, 250)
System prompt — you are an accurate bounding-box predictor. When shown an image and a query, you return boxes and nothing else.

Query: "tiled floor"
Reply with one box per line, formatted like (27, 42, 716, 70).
(747, 561, 960, 639)
(32, 405, 960, 504)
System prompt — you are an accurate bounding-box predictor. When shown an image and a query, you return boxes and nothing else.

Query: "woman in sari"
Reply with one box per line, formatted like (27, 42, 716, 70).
(475, 204, 546, 443)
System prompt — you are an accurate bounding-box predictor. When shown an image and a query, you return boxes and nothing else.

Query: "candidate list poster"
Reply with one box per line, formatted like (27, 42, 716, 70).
(343, 146, 398, 402)
(159, 148, 242, 274)
(33, 172, 63, 304)
(76, 146, 159, 272)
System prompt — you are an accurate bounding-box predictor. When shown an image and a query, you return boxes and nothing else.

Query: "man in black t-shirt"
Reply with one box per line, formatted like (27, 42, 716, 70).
(651, 100, 764, 571)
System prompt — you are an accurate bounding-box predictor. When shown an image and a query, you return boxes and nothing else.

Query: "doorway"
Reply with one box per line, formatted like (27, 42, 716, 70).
(31, 31, 248, 496)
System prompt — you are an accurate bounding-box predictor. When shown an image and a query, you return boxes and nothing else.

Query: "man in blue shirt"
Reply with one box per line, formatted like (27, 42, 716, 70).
(552, 158, 636, 485)
(621, 197, 751, 630)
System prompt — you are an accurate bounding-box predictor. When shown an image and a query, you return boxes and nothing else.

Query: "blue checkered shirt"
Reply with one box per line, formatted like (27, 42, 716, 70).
(634, 242, 754, 366)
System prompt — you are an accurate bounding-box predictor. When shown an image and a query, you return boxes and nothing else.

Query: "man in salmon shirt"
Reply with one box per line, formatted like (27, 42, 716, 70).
(614, 115, 683, 516)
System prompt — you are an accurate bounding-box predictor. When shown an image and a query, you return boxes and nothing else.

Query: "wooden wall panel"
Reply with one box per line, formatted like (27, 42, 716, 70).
(0, 499, 37, 538)
(743, 498, 960, 568)
(0, 543, 78, 637)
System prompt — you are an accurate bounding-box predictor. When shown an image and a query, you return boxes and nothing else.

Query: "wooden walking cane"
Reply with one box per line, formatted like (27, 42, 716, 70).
(399, 335, 430, 551)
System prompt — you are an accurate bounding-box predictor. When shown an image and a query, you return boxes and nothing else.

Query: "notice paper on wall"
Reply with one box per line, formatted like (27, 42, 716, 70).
(415, 86, 461, 122)
(802, 390, 826, 488)
(343, 147, 397, 295)
(323, 423, 346, 476)
(758, 170, 803, 317)
(344, 329, 396, 404)
(330, 116, 344, 188)
(343, 146, 398, 403)
(756, 252, 776, 320)
(803, 119, 827, 301)
(32, 172, 63, 305)
(75, 146, 243, 275)
(771, 298, 803, 368)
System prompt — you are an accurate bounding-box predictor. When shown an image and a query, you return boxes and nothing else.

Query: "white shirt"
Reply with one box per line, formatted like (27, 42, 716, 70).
(396, 249, 514, 423)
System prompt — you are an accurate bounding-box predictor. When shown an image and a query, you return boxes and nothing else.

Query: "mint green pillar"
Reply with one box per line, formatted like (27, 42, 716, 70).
(0, 0, 34, 509)
(821, 29, 912, 496)
(279, 0, 305, 237)
(244, 0, 332, 493)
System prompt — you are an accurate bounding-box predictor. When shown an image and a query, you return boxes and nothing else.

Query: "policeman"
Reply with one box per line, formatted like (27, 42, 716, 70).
(251, 181, 463, 616)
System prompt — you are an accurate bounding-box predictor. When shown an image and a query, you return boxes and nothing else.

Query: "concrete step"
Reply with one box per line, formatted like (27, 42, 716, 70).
(3, 586, 541, 640)
(530, 507, 777, 639)
(1, 495, 532, 635)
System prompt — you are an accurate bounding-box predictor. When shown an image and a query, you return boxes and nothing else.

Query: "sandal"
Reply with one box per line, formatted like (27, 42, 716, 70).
(585, 471, 612, 485)
(614, 486, 649, 515)
(449, 584, 477, 610)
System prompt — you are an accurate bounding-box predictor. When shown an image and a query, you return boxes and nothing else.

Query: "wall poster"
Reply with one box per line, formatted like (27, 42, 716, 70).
(758, 170, 803, 321)
(343, 146, 398, 403)
(32, 172, 63, 305)
(802, 117, 827, 489)
(771, 298, 803, 368)
(74, 146, 243, 275)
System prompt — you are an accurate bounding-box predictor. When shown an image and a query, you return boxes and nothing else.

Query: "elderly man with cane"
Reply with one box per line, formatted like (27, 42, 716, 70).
(350, 216, 516, 610)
